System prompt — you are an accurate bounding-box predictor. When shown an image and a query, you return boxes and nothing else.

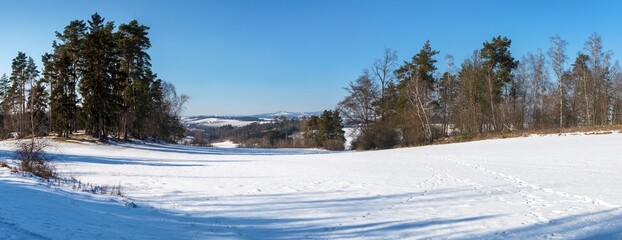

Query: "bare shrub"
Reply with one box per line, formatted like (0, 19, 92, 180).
(353, 123, 399, 150)
(323, 139, 345, 151)
(0, 161, 8, 168)
(14, 138, 56, 179)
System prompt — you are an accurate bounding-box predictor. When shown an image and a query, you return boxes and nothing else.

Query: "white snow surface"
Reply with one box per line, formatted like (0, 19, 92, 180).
(211, 140, 239, 148)
(2, 133, 622, 239)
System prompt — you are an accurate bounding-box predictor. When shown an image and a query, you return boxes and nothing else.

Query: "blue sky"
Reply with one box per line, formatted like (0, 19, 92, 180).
(1, 1, 622, 115)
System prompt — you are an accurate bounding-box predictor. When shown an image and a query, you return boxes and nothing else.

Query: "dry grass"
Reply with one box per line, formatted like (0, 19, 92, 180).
(68, 177, 124, 196)
(15, 138, 57, 179)
(323, 139, 345, 151)
(434, 125, 622, 146)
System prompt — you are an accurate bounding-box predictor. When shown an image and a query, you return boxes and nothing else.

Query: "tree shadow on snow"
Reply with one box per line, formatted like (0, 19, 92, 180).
(4, 175, 622, 239)
(123, 188, 508, 239)
(0, 149, 251, 167)
(110, 141, 333, 156)
(473, 208, 622, 239)
(0, 178, 501, 239)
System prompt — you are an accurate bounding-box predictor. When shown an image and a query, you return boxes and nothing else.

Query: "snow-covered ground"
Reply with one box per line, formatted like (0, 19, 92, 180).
(343, 127, 358, 150)
(211, 140, 239, 148)
(1, 133, 622, 239)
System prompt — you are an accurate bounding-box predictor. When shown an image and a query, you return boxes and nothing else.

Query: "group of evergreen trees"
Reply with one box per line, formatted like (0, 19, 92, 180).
(303, 110, 346, 150)
(340, 34, 622, 149)
(0, 13, 187, 142)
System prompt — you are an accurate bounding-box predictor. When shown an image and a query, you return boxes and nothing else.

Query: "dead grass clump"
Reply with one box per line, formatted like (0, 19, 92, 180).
(71, 179, 124, 196)
(15, 138, 56, 179)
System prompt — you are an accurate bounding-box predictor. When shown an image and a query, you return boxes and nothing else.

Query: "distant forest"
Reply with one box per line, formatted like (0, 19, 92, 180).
(339, 34, 622, 149)
(188, 110, 346, 150)
(0, 13, 187, 142)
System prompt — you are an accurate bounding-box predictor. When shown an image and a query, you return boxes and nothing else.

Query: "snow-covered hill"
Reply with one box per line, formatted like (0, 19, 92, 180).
(182, 111, 322, 128)
(249, 111, 323, 120)
(1, 132, 622, 239)
(182, 116, 264, 127)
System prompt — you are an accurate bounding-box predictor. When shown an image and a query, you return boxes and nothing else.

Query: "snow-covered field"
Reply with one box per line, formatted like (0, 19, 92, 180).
(1, 132, 622, 239)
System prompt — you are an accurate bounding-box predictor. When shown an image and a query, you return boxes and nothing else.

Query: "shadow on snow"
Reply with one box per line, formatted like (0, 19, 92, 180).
(2, 175, 622, 239)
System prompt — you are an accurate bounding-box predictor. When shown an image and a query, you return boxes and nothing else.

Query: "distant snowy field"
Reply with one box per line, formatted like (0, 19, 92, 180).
(182, 117, 261, 127)
(1, 132, 622, 239)
(182, 111, 323, 128)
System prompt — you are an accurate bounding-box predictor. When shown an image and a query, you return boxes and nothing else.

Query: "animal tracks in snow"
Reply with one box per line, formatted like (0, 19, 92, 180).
(420, 155, 621, 227)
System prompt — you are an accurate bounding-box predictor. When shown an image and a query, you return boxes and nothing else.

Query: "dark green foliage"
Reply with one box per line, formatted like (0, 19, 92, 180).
(45, 20, 86, 137)
(416, 40, 440, 87)
(481, 36, 519, 98)
(28, 79, 49, 136)
(0, 74, 10, 135)
(479, 36, 519, 131)
(375, 81, 400, 120)
(117, 20, 152, 140)
(0, 13, 185, 142)
(304, 110, 345, 150)
(41, 13, 187, 142)
(7, 52, 41, 136)
(80, 13, 123, 140)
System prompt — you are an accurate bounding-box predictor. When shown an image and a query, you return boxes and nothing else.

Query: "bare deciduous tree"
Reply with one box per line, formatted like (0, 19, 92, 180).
(337, 72, 379, 133)
(371, 48, 398, 119)
(548, 35, 568, 128)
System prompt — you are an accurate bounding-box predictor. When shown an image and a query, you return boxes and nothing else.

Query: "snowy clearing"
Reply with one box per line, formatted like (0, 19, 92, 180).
(1, 133, 622, 239)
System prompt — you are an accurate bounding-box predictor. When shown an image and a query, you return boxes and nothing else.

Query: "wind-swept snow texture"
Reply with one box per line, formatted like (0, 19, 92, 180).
(1, 133, 622, 239)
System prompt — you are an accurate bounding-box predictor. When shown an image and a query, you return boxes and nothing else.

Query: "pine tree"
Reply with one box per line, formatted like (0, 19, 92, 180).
(330, 110, 346, 144)
(46, 20, 86, 137)
(80, 13, 122, 140)
(28, 79, 49, 135)
(0, 74, 10, 135)
(118, 20, 152, 140)
(480, 36, 519, 131)
(8, 52, 39, 136)
(303, 115, 320, 147)
(396, 40, 439, 143)
(43, 50, 74, 137)
(304, 110, 345, 150)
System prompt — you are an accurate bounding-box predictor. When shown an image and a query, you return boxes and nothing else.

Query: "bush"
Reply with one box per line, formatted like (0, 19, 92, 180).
(14, 138, 56, 179)
(323, 139, 345, 151)
(353, 124, 399, 150)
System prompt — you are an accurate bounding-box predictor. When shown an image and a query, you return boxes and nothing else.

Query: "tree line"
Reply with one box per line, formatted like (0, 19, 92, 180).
(339, 34, 622, 150)
(0, 13, 187, 142)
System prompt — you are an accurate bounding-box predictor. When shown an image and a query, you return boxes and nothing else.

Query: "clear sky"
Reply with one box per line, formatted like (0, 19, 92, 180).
(1, 1, 622, 115)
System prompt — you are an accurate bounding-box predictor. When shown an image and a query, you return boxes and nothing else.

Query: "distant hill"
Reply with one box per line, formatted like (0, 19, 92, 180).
(182, 111, 322, 128)
(249, 111, 323, 120)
